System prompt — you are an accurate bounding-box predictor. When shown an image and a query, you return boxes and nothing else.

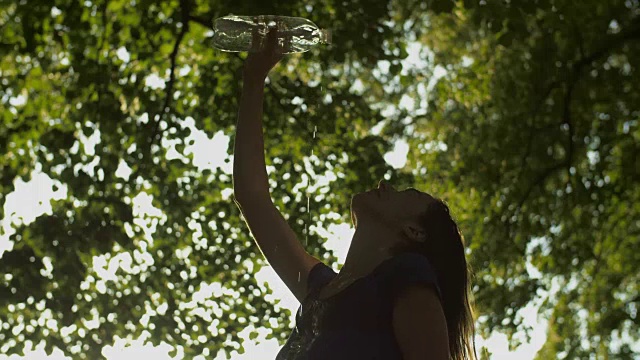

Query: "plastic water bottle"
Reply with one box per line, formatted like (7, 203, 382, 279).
(211, 15, 332, 54)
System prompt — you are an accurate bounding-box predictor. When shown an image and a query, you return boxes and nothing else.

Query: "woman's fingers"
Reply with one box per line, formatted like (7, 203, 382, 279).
(250, 27, 262, 52)
(243, 22, 285, 80)
(265, 27, 281, 53)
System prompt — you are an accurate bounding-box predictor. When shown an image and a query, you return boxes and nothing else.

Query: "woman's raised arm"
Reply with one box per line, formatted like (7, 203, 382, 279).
(232, 27, 322, 304)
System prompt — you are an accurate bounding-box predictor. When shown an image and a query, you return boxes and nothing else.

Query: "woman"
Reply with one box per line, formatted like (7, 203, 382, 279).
(233, 28, 478, 360)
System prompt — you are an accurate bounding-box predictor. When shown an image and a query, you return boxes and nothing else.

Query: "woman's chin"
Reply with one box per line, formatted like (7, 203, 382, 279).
(357, 190, 377, 197)
(351, 192, 378, 218)
(351, 191, 371, 206)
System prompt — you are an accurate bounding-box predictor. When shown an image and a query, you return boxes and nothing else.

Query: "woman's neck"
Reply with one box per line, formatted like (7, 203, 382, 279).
(337, 226, 397, 281)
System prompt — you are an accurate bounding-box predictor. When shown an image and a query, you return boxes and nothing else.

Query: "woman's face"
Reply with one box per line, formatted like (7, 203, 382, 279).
(350, 180, 435, 230)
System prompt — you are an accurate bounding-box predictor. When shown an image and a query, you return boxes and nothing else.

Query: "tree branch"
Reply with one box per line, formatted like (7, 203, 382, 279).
(515, 79, 562, 182)
(511, 18, 640, 217)
(189, 14, 214, 30)
(561, 73, 576, 183)
(514, 161, 569, 218)
(145, 0, 191, 154)
(511, 75, 577, 216)
(573, 18, 640, 70)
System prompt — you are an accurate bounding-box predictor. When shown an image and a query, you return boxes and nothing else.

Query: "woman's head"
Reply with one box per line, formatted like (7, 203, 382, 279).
(350, 180, 477, 359)
(350, 180, 436, 243)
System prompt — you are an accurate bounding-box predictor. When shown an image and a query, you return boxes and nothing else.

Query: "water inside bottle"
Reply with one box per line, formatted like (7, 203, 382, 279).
(213, 15, 329, 54)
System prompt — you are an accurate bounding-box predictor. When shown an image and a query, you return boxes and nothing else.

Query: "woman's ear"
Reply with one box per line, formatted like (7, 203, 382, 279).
(402, 223, 427, 243)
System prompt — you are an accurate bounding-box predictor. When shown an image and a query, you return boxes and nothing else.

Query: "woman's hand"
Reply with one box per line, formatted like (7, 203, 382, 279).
(243, 26, 285, 82)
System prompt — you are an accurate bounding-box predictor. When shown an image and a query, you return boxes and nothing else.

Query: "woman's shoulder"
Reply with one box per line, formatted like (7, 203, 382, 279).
(307, 262, 338, 293)
(374, 252, 443, 303)
(375, 252, 437, 275)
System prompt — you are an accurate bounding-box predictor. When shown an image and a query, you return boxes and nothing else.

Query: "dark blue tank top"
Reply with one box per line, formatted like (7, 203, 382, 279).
(275, 252, 443, 360)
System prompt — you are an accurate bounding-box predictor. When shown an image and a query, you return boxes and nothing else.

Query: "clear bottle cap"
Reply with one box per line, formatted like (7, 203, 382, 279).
(321, 29, 332, 45)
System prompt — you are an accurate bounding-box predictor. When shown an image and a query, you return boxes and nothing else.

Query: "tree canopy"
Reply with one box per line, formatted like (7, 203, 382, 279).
(0, 0, 638, 358)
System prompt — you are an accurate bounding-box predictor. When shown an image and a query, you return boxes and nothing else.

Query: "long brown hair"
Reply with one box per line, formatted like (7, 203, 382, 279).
(388, 198, 478, 360)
